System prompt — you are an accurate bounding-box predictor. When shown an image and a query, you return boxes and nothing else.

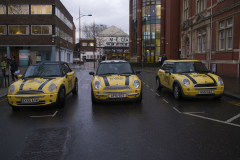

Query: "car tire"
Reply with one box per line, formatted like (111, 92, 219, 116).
(58, 87, 65, 108)
(136, 86, 142, 103)
(91, 85, 97, 104)
(12, 106, 20, 112)
(156, 77, 163, 90)
(173, 83, 182, 100)
(72, 78, 78, 95)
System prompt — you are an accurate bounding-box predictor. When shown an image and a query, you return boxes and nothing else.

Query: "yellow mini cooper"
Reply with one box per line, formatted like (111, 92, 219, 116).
(156, 60, 224, 100)
(89, 60, 142, 103)
(7, 62, 78, 111)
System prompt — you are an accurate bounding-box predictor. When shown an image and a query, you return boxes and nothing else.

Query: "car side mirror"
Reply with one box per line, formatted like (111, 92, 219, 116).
(135, 70, 141, 74)
(89, 72, 94, 76)
(18, 75, 22, 78)
(165, 70, 171, 75)
(67, 72, 73, 76)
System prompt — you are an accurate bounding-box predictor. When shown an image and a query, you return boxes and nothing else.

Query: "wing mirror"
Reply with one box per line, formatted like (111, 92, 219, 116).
(89, 72, 94, 76)
(135, 70, 141, 74)
(18, 75, 22, 78)
(165, 70, 171, 75)
(67, 72, 73, 76)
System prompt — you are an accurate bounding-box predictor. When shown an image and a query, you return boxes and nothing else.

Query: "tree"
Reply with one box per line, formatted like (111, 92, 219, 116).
(81, 23, 107, 39)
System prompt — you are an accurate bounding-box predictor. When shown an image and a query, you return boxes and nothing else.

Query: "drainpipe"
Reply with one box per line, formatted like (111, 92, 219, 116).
(209, 0, 213, 69)
(238, 41, 240, 78)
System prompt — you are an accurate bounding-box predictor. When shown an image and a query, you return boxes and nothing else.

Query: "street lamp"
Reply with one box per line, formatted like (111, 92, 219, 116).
(76, 7, 92, 62)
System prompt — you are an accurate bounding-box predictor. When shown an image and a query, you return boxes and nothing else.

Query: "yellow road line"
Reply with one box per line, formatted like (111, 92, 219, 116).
(229, 101, 240, 106)
(0, 98, 7, 103)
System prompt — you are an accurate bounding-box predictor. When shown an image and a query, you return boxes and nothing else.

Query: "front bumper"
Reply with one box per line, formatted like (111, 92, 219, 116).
(7, 93, 58, 107)
(181, 86, 224, 98)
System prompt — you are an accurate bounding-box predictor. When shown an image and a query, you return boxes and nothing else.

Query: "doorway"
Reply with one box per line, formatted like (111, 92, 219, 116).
(42, 51, 51, 62)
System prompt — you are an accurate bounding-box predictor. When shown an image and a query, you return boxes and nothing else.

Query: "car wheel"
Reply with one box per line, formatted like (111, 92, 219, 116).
(72, 79, 78, 95)
(173, 83, 182, 100)
(58, 87, 65, 108)
(12, 106, 20, 112)
(156, 77, 162, 90)
(91, 85, 97, 104)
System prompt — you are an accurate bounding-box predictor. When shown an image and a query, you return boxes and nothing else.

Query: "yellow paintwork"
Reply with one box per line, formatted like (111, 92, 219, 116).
(157, 60, 224, 97)
(7, 71, 76, 106)
(92, 75, 141, 100)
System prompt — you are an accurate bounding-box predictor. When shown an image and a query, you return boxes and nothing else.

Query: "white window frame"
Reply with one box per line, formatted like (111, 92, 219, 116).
(218, 18, 233, 50)
(8, 25, 29, 35)
(226, 28, 232, 50)
(183, 0, 189, 21)
(82, 42, 87, 46)
(197, 0, 206, 13)
(219, 30, 225, 50)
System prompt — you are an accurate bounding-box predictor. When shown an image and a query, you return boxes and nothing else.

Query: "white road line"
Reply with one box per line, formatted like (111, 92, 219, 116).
(79, 72, 86, 83)
(143, 82, 145, 84)
(156, 93, 160, 96)
(146, 85, 149, 87)
(184, 113, 240, 128)
(30, 111, 58, 118)
(226, 113, 240, 123)
(173, 107, 181, 113)
(82, 84, 89, 89)
(163, 99, 168, 103)
(86, 78, 92, 81)
(150, 89, 154, 91)
(182, 112, 205, 114)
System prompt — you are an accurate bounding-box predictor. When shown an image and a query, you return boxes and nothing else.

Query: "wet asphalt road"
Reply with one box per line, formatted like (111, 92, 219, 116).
(0, 70, 240, 160)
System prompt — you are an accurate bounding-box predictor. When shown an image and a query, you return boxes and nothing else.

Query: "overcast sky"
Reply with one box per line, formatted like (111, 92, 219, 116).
(60, 0, 129, 40)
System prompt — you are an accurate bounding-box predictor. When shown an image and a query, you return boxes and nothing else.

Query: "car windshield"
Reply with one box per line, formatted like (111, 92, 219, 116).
(97, 63, 134, 75)
(175, 62, 208, 73)
(24, 65, 61, 78)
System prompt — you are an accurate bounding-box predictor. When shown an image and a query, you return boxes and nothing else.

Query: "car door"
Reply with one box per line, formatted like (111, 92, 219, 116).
(64, 64, 75, 91)
(159, 62, 168, 87)
(163, 62, 174, 89)
(61, 64, 72, 94)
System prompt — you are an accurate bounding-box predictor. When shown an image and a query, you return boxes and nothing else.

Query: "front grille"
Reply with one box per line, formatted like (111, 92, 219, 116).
(194, 83, 217, 87)
(16, 90, 46, 95)
(103, 86, 131, 90)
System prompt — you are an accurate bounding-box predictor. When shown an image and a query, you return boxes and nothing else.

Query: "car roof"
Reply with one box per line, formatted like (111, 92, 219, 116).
(100, 60, 129, 64)
(166, 60, 201, 62)
(31, 61, 68, 66)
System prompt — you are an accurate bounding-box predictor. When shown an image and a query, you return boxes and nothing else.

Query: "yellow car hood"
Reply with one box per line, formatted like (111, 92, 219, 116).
(182, 73, 217, 84)
(94, 75, 136, 87)
(14, 78, 58, 91)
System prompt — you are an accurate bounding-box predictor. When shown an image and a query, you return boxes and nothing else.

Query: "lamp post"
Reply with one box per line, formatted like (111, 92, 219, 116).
(76, 7, 92, 62)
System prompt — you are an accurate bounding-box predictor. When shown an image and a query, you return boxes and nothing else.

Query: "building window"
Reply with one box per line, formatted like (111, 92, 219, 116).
(219, 18, 233, 50)
(0, 4, 6, 14)
(89, 43, 94, 46)
(0, 25, 7, 35)
(8, 5, 29, 14)
(82, 42, 87, 46)
(9, 25, 29, 35)
(197, 28, 207, 53)
(197, 0, 206, 13)
(183, 0, 189, 21)
(31, 5, 52, 14)
(31, 25, 52, 35)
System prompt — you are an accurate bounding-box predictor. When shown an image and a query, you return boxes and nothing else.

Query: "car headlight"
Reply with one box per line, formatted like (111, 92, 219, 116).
(48, 83, 57, 92)
(217, 77, 224, 85)
(182, 78, 190, 87)
(8, 85, 15, 94)
(94, 81, 101, 89)
(133, 79, 140, 88)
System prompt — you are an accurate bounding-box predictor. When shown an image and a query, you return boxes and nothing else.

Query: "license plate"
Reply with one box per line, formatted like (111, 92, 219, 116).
(199, 90, 214, 94)
(109, 94, 126, 98)
(21, 98, 39, 103)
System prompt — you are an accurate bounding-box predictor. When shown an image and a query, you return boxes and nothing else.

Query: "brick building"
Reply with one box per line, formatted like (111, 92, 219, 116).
(129, 0, 180, 63)
(0, 0, 75, 66)
(180, 0, 240, 77)
(76, 39, 97, 62)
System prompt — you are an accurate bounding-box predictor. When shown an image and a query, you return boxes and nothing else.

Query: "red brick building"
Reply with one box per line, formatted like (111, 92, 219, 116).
(129, 0, 180, 63)
(180, 0, 240, 77)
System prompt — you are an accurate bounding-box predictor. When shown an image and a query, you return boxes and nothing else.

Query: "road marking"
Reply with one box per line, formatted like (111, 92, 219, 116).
(82, 84, 89, 89)
(146, 85, 149, 87)
(156, 93, 160, 96)
(79, 72, 86, 83)
(229, 101, 240, 106)
(184, 113, 240, 128)
(143, 82, 145, 84)
(0, 98, 7, 103)
(86, 78, 92, 81)
(30, 111, 58, 118)
(150, 89, 154, 91)
(226, 113, 240, 123)
(182, 112, 205, 114)
(173, 107, 181, 113)
(163, 99, 168, 103)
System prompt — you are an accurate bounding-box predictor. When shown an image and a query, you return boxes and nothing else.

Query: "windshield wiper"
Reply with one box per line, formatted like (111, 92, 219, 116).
(25, 75, 41, 78)
(98, 73, 118, 76)
(178, 71, 195, 74)
(119, 72, 133, 75)
(45, 75, 61, 77)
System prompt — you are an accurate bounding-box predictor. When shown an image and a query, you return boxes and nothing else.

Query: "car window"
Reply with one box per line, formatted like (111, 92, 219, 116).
(161, 62, 174, 73)
(64, 64, 72, 72)
(97, 63, 134, 75)
(61, 64, 70, 76)
(24, 65, 61, 78)
(174, 62, 208, 73)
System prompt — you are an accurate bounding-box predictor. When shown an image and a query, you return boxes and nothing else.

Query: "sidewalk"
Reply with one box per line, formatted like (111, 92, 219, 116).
(1, 63, 240, 100)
